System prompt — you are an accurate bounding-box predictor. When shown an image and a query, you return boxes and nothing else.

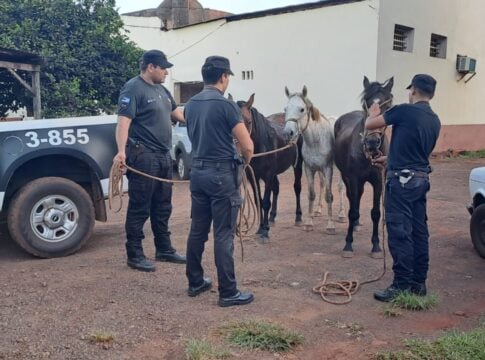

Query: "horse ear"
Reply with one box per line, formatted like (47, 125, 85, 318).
(363, 76, 371, 89)
(302, 85, 308, 98)
(285, 86, 290, 98)
(384, 77, 394, 91)
(228, 93, 234, 101)
(247, 93, 255, 109)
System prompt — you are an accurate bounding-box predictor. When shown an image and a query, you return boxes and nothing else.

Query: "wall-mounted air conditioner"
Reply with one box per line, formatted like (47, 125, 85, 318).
(456, 55, 477, 73)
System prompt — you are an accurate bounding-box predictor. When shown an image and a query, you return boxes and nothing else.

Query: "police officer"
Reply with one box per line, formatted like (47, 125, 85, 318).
(184, 56, 255, 307)
(365, 74, 441, 302)
(114, 50, 186, 272)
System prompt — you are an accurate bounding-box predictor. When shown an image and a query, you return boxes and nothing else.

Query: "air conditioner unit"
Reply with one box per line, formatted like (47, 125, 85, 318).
(456, 55, 477, 73)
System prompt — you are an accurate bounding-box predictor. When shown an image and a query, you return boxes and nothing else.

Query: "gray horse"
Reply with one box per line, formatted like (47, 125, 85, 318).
(284, 86, 344, 233)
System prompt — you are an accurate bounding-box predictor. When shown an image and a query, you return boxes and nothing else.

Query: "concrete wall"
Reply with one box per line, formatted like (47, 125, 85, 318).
(123, 0, 380, 117)
(376, 0, 485, 151)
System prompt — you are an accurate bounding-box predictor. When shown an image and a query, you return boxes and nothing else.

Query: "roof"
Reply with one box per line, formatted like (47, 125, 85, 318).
(0, 47, 45, 66)
(173, 0, 364, 30)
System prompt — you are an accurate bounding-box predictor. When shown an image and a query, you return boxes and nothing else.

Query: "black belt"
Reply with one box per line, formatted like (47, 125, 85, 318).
(192, 159, 235, 170)
(387, 170, 429, 178)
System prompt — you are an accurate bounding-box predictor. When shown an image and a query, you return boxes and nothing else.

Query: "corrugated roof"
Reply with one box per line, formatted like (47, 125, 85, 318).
(0, 47, 45, 65)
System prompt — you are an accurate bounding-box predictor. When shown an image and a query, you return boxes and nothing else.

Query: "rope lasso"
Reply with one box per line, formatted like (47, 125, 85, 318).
(312, 167, 387, 304)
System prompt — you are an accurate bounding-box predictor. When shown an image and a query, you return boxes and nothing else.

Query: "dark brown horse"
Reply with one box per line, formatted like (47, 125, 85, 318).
(334, 76, 394, 257)
(237, 94, 303, 242)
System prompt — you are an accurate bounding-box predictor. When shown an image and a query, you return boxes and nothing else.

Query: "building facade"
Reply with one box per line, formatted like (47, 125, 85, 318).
(122, 0, 484, 152)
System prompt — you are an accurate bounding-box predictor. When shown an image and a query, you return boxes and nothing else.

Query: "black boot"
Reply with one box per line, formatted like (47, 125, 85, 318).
(218, 291, 254, 307)
(155, 251, 186, 264)
(410, 282, 427, 296)
(374, 285, 407, 302)
(127, 257, 156, 272)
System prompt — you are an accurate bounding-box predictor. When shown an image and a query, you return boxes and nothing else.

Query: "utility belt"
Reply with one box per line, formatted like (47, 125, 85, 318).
(127, 138, 167, 154)
(193, 155, 244, 187)
(387, 169, 429, 186)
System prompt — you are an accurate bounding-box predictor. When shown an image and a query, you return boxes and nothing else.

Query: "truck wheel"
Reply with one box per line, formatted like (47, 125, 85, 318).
(470, 203, 485, 258)
(176, 152, 190, 180)
(7, 177, 95, 258)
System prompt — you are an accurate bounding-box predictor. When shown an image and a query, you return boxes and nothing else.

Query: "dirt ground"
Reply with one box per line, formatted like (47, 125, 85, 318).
(1, 158, 484, 360)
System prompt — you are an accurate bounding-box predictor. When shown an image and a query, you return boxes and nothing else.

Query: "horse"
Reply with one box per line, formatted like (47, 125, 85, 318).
(334, 76, 394, 258)
(284, 86, 344, 234)
(236, 94, 304, 242)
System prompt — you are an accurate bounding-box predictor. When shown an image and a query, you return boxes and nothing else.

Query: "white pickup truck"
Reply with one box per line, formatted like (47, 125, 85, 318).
(468, 166, 485, 258)
(0, 116, 118, 258)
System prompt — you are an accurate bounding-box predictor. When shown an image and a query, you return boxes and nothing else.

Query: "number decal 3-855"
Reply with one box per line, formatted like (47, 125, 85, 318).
(24, 128, 90, 148)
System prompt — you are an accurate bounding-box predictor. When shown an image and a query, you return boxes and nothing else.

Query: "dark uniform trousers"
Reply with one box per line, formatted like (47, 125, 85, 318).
(125, 145, 174, 259)
(186, 160, 242, 298)
(385, 175, 431, 289)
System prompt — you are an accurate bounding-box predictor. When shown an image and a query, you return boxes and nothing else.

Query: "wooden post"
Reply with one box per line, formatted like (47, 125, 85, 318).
(32, 67, 41, 119)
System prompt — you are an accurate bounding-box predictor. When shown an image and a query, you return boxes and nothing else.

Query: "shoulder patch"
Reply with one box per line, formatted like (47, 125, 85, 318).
(120, 96, 131, 106)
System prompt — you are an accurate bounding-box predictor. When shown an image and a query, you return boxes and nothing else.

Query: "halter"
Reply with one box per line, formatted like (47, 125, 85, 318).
(361, 96, 393, 161)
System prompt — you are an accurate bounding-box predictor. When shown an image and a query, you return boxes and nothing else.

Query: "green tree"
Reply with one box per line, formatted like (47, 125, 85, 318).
(0, 0, 143, 118)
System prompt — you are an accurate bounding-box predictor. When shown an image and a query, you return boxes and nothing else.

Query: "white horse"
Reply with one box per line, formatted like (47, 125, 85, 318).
(284, 86, 345, 233)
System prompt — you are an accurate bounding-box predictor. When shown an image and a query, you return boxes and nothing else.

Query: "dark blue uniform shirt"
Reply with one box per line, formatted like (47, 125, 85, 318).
(184, 87, 241, 161)
(383, 102, 441, 173)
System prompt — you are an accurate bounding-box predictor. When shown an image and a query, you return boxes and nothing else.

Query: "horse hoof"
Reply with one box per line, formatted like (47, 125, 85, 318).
(295, 221, 303, 227)
(337, 216, 347, 223)
(370, 251, 383, 259)
(304, 225, 313, 232)
(342, 251, 354, 258)
(269, 220, 275, 227)
(326, 228, 336, 235)
(354, 225, 362, 232)
(313, 211, 323, 217)
(258, 235, 270, 244)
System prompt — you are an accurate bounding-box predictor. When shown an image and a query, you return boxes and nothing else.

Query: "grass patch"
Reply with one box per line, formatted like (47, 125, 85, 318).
(391, 292, 438, 311)
(458, 149, 485, 159)
(383, 307, 403, 318)
(88, 331, 115, 343)
(374, 324, 485, 360)
(221, 320, 303, 353)
(185, 339, 230, 360)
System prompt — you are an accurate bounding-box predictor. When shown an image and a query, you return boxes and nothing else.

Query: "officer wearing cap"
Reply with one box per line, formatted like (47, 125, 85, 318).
(114, 49, 186, 272)
(184, 56, 255, 307)
(365, 74, 441, 302)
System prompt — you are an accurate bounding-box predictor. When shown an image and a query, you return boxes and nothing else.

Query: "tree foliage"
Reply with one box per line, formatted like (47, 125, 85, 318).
(0, 0, 143, 118)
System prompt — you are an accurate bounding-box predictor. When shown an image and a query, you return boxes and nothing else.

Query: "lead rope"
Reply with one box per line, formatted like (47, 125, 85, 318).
(109, 143, 297, 261)
(311, 167, 387, 304)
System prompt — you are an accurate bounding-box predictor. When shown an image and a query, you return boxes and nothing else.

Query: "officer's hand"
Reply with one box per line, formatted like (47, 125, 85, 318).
(369, 103, 381, 117)
(114, 152, 126, 167)
(371, 155, 387, 169)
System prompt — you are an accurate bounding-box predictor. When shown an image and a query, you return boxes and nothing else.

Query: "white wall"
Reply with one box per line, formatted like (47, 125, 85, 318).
(123, 0, 380, 117)
(377, 0, 485, 125)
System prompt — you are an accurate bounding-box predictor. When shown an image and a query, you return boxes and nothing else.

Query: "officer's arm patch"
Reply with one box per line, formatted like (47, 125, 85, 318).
(120, 96, 131, 108)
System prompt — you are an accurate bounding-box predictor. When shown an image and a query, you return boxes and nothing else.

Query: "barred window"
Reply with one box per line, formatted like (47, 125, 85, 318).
(430, 34, 447, 59)
(393, 24, 414, 52)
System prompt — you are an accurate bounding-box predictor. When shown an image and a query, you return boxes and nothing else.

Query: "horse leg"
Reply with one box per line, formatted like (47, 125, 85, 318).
(313, 171, 324, 217)
(249, 174, 264, 236)
(369, 171, 384, 258)
(337, 172, 347, 223)
(342, 178, 364, 257)
(269, 176, 279, 225)
(258, 178, 272, 243)
(304, 165, 316, 232)
(293, 156, 303, 226)
(323, 165, 336, 235)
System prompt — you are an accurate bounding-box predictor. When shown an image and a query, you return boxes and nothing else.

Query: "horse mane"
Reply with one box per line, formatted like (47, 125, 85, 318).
(298, 93, 321, 121)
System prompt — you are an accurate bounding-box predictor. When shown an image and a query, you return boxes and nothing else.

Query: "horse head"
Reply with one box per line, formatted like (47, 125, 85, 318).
(284, 86, 320, 142)
(236, 93, 255, 134)
(360, 76, 394, 159)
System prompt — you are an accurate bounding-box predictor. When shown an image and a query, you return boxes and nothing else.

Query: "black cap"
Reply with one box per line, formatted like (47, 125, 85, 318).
(406, 74, 437, 95)
(202, 55, 234, 75)
(142, 49, 173, 69)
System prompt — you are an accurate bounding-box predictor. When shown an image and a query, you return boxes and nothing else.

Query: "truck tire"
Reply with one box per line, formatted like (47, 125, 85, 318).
(7, 177, 95, 258)
(176, 152, 190, 180)
(470, 203, 485, 258)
